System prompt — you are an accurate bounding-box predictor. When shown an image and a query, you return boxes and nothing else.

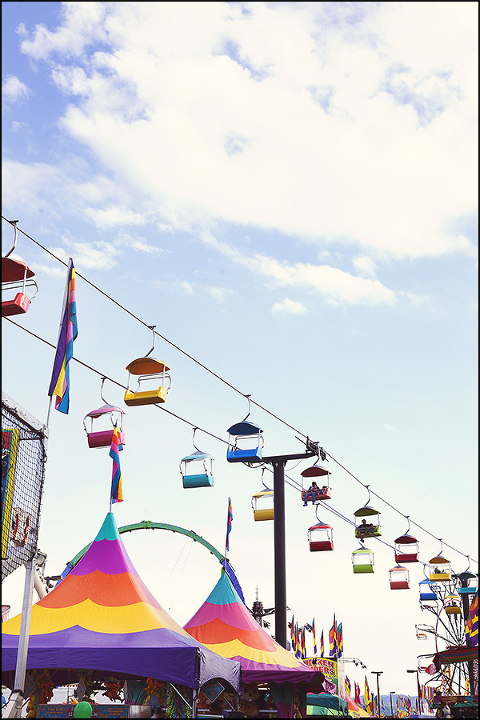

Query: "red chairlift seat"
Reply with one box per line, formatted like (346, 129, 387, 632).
(394, 533, 419, 563)
(308, 522, 334, 552)
(301, 464, 332, 504)
(2, 257, 38, 317)
(389, 565, 410, 590)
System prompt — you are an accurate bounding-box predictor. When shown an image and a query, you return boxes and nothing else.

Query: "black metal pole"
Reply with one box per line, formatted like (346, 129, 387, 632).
(273, 459, 287, 648)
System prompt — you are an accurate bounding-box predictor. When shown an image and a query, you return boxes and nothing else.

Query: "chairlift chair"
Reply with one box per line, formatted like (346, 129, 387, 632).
(352, 545, 375, 574)
(353, 485, 381, 539)
(83, 404, 125, 449)
(226, 396, 264, 463)
(124, 326, 171, 407)
(428, 555, 452, 582)
(419, 578, 438, 603)
(394, 518, 419, 562)
(180, 430, 214, 488)
(2, 222, 38, 317)
(394, 534, 419, 563)
(444, 594, 462, 615)
(301, 464, 332, 504)
(457, 561, 477, 595)
(389, 564, 410, 590)
(252, 490, 274, 521)
(308, 522, 334, 552)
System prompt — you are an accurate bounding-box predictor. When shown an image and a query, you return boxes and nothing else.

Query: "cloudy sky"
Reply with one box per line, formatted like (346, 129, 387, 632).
(2, 1, 478, 701)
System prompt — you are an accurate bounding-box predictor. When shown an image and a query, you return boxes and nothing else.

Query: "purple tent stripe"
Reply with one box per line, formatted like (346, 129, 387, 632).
(185, 601, 262, 632)
(71, 538, 139, 576)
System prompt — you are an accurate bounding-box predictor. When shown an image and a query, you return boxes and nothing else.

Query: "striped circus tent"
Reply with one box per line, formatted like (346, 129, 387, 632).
(184, 570, 316, 684)
(2, 512, 241, 692)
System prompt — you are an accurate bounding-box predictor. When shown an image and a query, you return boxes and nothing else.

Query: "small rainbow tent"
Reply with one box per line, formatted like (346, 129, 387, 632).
(2, 512, 241, 692)
(184, 570, 316, 684)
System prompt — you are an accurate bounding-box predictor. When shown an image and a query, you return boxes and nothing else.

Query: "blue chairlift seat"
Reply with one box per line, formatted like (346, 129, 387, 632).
(419, 578, 438, 601)
(180, 450, 214, 489)
(226, 421, 263, 463)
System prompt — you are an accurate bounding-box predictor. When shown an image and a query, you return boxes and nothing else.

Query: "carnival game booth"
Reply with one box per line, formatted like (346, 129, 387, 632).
(184, 571, 329, 718)
(2, 513, 241, 718)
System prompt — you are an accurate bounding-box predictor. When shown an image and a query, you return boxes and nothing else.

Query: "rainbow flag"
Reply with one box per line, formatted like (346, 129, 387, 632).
(48, 258, 78, 413)
(465, 595, 478, 646)
(225, 497, 233, 553)
(329, 614, 337, 656)
(337, 622, 343, 657)
(290, 616, 296, 651)
(312, 618, 317, 656)
(320, 629, 324, 657)
(364, 675, 372, 713)
(109, 424, 123, 504)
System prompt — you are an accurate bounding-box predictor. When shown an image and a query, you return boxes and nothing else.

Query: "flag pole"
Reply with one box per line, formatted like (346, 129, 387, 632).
(45, 394, 53, 431)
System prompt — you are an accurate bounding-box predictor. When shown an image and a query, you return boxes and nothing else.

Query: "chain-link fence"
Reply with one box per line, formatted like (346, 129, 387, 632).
(1, 393, 47, 581)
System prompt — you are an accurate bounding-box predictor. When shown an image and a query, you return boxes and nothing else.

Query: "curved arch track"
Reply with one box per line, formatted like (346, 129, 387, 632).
(58, 520, 245, 603)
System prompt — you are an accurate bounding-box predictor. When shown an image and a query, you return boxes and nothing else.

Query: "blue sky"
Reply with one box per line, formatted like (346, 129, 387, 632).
(2, 1, 478, 699)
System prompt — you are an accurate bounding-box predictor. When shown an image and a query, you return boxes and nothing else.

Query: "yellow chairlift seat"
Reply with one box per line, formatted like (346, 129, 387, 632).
(444, 594, 462, 615)
(124, 357, 171, 407)
(252, 490, 274, 522)
(429, 555, 452, 581)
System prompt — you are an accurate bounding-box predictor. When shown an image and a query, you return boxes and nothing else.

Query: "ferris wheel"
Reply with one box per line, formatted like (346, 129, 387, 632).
(417, 552, 478, 699)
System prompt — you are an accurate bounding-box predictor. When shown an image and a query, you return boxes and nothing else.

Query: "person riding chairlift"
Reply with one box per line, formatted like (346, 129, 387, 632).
(358, 518, 374, 534)
(303, 482, 319, 506)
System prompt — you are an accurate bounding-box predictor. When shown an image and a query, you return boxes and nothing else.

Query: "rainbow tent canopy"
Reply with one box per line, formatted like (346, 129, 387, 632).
(2, 512, 241, 692)
(184, 570, 316, 684)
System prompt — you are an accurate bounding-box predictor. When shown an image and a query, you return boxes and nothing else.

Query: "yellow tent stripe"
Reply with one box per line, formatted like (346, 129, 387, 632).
(200, 638, 307, 667)
(2, 599, 192, 637)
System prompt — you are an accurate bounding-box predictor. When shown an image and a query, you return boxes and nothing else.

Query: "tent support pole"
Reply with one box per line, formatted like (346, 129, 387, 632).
(5, 557, 36, 719)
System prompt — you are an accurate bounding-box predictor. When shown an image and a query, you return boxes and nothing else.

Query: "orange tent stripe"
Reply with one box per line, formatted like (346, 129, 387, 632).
(38, 570, 162, 609)
(186, 617, 278, 651)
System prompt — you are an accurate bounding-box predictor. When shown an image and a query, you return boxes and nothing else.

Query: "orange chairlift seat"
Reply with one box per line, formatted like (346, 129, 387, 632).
(389, 564, 410, 590)
(180, 428, 214, 489)
(394, 517, 419, 563)
(83, 378, 125, 449)
(124, 326, 171, 407)
(301, 462, 332, 504)
(2, 220, 38, 317)
(354, 486, 381, 539)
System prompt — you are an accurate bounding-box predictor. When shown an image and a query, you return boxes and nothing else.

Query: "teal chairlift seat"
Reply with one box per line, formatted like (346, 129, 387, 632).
(180, 429, 214, 488)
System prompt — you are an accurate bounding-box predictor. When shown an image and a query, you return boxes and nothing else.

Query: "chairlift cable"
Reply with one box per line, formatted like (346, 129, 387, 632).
(4, 309, 478, 566)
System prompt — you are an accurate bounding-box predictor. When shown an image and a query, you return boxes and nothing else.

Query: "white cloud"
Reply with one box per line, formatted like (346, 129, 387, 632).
(353, 256, 378, 278)
(49, 239, 122, 271)
(116, 233, 165, 255)
(2, 75, 32, 106)
(272, 298, 308, 315)
(11, 121, 31, 133)
(199, 230, 397, 306)
(17, 3, 110, 60)
(83, 205, 148, 229)
(9, 2, 478, 267)
(208, 286, 234, 302)
(178, 281, 194, 295)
